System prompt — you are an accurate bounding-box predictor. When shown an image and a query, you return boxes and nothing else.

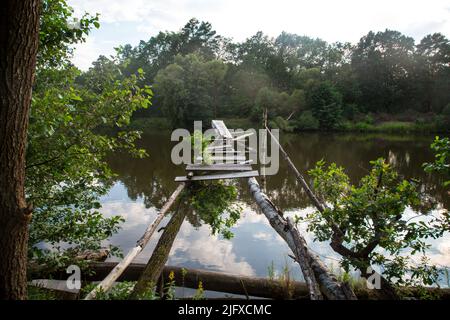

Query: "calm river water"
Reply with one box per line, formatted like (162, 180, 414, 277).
(100, 131, 449, 285)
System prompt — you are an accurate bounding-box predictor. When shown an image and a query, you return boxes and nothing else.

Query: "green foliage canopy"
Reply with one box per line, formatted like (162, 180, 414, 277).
(302, 158, 449, 287)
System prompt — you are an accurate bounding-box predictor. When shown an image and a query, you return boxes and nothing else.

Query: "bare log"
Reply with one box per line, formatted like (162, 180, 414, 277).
(30, 263, 308, 299)
(30, 262, 450, 300)
(265, 126, 326, 213)
(84, 183, 185, 300)
(248, 177, 356, 300)
(130, 203, 187, 298)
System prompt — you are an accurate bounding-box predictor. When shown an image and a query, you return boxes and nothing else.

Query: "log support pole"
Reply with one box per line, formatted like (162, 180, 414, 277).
(248, 177, 356, 300)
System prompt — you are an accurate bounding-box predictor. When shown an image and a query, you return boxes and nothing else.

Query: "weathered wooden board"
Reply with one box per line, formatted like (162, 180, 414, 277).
(212, 120, 233, 139)
(175, 170, 259, 182)
(206, 145, 233, 151)
(186, 164, 253, 171)
(236, 140, 256, 152)
(211, 151, 246, 155)
(196, 156, 246, 162)
(232, 132, 254, 141)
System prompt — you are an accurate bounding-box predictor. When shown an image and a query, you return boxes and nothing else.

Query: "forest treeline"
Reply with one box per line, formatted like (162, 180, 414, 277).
(78, 18, 450, 131)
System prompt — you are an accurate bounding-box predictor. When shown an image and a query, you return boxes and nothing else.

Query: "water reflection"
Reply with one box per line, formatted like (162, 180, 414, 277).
(102, 131, 449, 280)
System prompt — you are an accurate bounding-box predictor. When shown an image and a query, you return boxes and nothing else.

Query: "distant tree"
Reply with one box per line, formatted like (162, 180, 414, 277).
(295, 111, 319, 130)
(154, 54, 227, 127)
(119, 18, 225, 83)
(307, 81, 342, 130)
(204, 59, 228, 118)
(225, 68, 271, 117)
(76, 55, 122, 93)
(274, 32, 328, 70)
(288, 89, 307, 117)
(292, 67, 322, 91)
(413, 33, 450, 113)
(253, 87, 280, 121)
(352, 30, 415, 113)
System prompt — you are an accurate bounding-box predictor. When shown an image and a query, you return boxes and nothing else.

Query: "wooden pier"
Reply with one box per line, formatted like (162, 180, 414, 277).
(174, 120, 259, 182)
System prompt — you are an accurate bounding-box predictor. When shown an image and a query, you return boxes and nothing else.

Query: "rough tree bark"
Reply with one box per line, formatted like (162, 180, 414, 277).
(130, 205, 187, 298)
(0, 0, 41, 300)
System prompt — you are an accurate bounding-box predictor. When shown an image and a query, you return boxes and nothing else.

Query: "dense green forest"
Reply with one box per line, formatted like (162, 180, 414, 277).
(78, 18, 450, 132)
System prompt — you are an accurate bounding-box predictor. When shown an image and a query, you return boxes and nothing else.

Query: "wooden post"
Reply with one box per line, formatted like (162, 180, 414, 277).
(265, 126, 327, 213)
(130, 203, 187, 298)
(84, 183, 185, 300)
(248, 177, 356, 300)
(261, 108, 268, 192)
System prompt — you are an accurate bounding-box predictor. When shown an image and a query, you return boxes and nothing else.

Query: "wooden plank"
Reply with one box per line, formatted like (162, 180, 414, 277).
(196, 156, 246, 162)
(232, 132, 254, 141)
(175, 170, 259, 182)
(186, 164, 252, 171)
(236, 140, 256, 152)
(206, 145, 233, 151)
(211, 151, 246, 155)
(212, 120, 233, 139)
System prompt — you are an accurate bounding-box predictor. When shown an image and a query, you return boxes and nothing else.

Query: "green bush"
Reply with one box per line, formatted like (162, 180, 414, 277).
(307, 81, 343, 130)
(342, 104, 359, 120)
(363, 114, 375, 125)
(269, 116, 295, 132)
(354, 121, 374, 131)
(295, 111, 319, 130)
(376, 121, 415, 132)
(441, 103, 450, 116)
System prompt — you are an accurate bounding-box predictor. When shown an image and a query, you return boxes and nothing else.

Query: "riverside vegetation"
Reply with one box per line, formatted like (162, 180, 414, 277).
(0, 0, 449, 299)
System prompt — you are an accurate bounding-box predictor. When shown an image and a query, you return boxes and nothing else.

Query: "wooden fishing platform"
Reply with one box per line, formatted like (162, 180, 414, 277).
(174, 120, 258, 182)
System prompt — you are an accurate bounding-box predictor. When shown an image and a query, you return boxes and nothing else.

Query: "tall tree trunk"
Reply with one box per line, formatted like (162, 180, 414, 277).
(0, 0, 41, 300)
(130, 205, 187, 298)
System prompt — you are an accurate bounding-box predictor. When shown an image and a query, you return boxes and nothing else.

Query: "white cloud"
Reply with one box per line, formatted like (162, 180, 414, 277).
(68, 0, 450, 70)
(71, 36, 118, 70)
(253, 232, 272, 241)
(167, 222, 256, 276)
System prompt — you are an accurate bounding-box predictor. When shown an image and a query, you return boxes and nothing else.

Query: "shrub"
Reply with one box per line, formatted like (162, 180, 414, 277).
(295, 111, 319, 130)
(307, 81, 343, 130)
(441, 103, 450, 116)
(269, 116, 295, 132)
(342, 104, 359, 120)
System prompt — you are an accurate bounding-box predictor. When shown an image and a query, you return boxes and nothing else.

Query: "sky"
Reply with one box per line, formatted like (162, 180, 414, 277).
(68, 0, 450, 70)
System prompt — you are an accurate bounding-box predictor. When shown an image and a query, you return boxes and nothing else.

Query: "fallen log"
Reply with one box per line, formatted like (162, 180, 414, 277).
(248, 177, 357, 300)
(31, 262, 308, 299)
(84, 182, 185, 300)
(29, 263, 450, 300)
(130, 203, 187, 298)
